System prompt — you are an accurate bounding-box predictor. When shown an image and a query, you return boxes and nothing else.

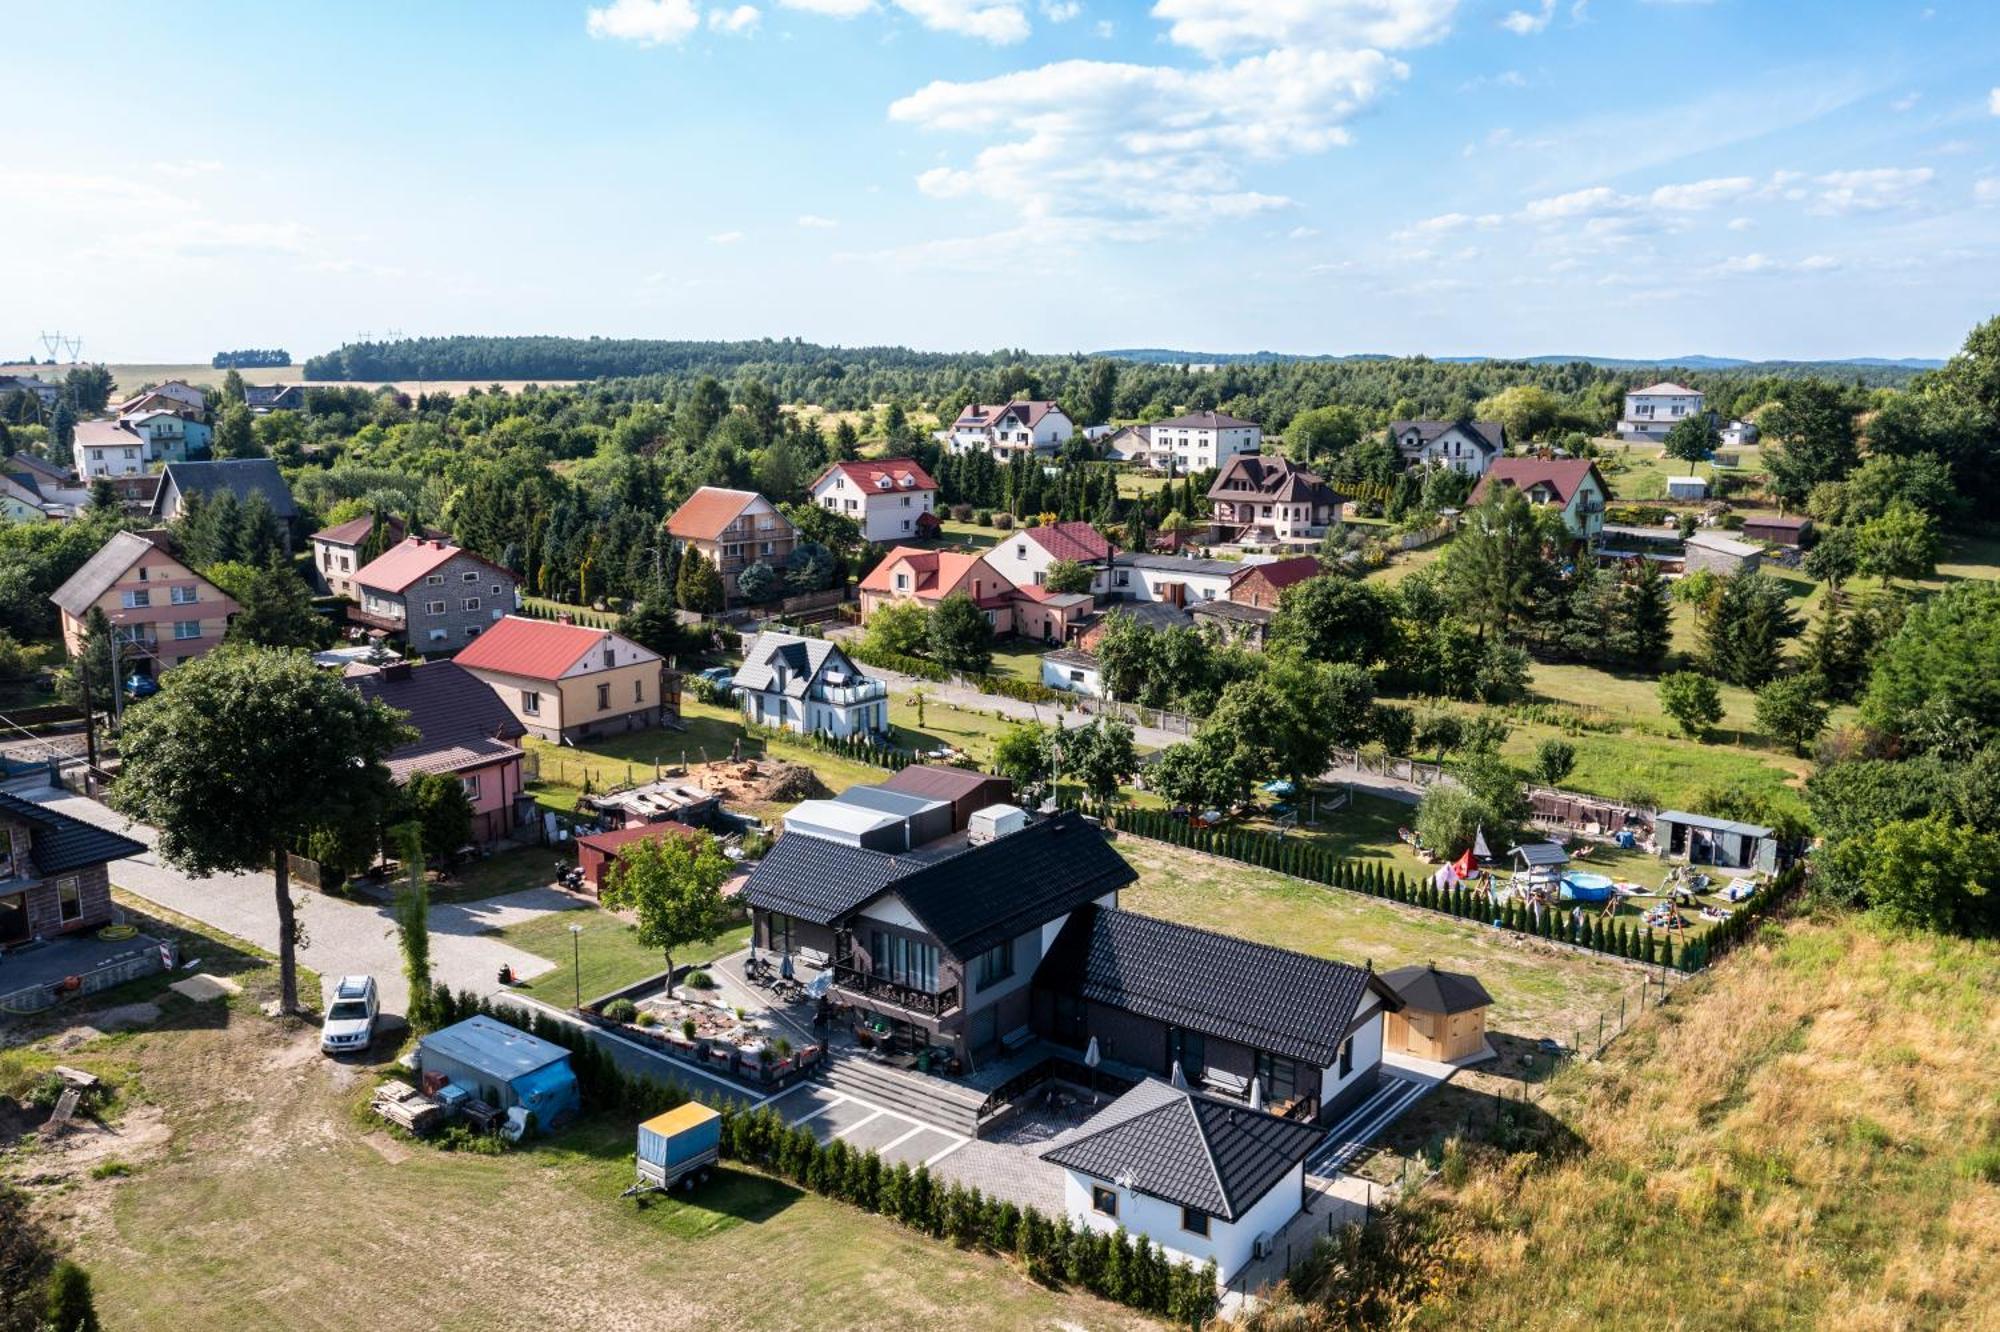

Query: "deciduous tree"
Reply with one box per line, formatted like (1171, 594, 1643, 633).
(602, 831, 734, 999)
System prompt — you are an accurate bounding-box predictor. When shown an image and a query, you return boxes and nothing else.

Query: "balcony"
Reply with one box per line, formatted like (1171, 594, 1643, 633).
(818, 678, 888, 708)
(831, 963, 961, 1019)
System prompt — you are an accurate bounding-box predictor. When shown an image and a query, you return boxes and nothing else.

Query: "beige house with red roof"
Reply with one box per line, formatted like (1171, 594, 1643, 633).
(1469, 459, 1610, 541)
(453, 615, 670, 744)
(1191, 555, 1322, 648)
(947, 400, 1074, 459)
(809, 458, 938, 544)
(351, 536, 519, 653)
(310, 514, 406, 598)
(664, 486, 797, 603)
(994, 520, 1117, 596)
(860, 546, 1094, 643)
(50, 530, 238, 677)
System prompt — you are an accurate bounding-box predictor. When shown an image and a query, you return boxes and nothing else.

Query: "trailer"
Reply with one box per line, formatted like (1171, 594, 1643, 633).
(627, 1102, 722, 1196)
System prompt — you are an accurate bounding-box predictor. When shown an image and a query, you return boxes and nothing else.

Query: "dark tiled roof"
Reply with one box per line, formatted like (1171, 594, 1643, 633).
(1153, 410, 1259, 431)
(1042, 1079, 1325, 1220)
(739, 834, 918, 923)
(154, 459, 297, 520)
(1039, 906, 1394, 1066)
(1381, 964, 1493, 1015)
(49, 530, 163, 616)
(889, 812, 1136, 958)
(879, 764, 1011, 807)
(0, 792, 146, 875)
(732, 632, 857, 697)
(349, 662, 526, 782)
(1391, 419, 1506, 454)
(1190, 600, 1272, 625)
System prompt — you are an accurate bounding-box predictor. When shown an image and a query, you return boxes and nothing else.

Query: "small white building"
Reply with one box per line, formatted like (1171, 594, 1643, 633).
(1665, 474, 1709, 501)
(73, 420, 153, 478)
(1617, 382, 1705, 441)
(1039, 645, 1103, 696)
(732, 632, 888, 739)
(1044, 1079, 1326, 1284)
(809, 458, 938, 544)
(1720, 418, 1760, 448)
(1144, 411, 1262, 473)
(948, 400, 1073, 458)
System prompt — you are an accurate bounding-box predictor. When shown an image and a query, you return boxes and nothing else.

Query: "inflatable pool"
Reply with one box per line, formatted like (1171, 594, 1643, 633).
(1561, 871, 1617, 902)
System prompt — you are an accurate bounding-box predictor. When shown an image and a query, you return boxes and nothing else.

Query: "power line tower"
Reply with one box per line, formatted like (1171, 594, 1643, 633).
(37, 330, 83, 363)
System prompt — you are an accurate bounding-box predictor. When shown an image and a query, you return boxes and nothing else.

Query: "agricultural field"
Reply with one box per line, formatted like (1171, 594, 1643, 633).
(4, 1005, 1148, 1332)
(0, 361, 568, 398)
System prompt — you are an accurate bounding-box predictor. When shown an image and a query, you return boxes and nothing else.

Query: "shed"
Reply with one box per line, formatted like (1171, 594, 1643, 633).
(1684, 529, 1763, 577)
(880, 764, 1015, 831)
(1380, 964, 1494, 1063)
(575, 821, 707, 896)
(1665, 474, 1709, 501)
(1655, 810, 1778, 874)
(1740, 514, 1811, 547)
(416, 1016, 580, 1131)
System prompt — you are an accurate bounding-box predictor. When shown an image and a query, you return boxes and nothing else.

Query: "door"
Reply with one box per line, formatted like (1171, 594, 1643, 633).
(0, 891, 28, 945)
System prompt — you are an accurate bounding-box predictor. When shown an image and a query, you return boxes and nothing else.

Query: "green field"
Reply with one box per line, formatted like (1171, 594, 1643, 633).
(494, 899, 751, 1006)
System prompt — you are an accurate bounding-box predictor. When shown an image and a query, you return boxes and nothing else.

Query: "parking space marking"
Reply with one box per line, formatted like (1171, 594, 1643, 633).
(830, 1108, 888, 1139)
(786, 1092, 850, 1128)
(923, 1137, 971, 1168)
(879, 1122, 931, 1155)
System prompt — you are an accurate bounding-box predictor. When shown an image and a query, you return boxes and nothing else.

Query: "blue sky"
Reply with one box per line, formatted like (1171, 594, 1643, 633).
(6, 0, 1997, 362)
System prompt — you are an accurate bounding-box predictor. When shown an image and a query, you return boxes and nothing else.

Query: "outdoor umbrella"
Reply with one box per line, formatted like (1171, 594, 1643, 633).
(805, 972, 833, 1000)
(780, 951, 794, 981)
(1084, 1036, 1102, 1105)
(1170, 1060, 1188, 1090)
(1249, 1076, 1265, 1111)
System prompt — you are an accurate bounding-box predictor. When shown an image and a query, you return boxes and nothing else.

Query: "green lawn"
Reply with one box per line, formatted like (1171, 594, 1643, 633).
(495, 899, 752, 1007)
(428, 844, 565, 905)
(1593, 437, 1768, 504)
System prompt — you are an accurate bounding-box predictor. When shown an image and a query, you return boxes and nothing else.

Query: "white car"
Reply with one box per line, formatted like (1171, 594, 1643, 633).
(320, 975, 379, 1055)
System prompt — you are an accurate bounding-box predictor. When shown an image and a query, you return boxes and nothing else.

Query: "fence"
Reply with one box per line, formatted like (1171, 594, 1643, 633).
(1329, 745, 1447, 789)
(0, 939, 178, 1017)
(1087, 801, 1805, 974)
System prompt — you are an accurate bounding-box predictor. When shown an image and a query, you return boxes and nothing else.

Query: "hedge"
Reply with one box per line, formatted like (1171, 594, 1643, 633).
(463, 996, 1220, 1325)
(845, 641, 1070, 707)
(1086, 802, 1805, 974)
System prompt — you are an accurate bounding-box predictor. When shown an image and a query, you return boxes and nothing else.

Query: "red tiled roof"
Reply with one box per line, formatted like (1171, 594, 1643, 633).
(859, 547, 1012, 601)
(665, 487, 766, 541)
(453, 615, 616, 681)
(1469, 458, 1605, 508)
(1025, 520, 1112, 563)
(1231, 555, 1320, 594)
(815, 458, 937, 494)
(576, 821, 705, 856)
(353, 537, 508, 593)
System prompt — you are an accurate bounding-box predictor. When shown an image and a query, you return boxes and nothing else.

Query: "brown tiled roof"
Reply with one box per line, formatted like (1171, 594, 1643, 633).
(1024, 520, 1113, 563)
(353, 537, 511, 594)
(665, 486, 769, 541)
(1469, 458, 1605, 508)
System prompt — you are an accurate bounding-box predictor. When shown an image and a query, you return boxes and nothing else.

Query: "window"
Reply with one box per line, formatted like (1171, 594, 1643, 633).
(1180, 1207, 1210, 1237)
(428, 628, 448, 642)
(491, 584, 503, 595)
(426, 574, 445, 586)
(465, 625, 480, 639)
(462, 598, 480, 612)
(1091, 1186, 1118, 1218)
(1338, 1037, 1354, 1079)
(521, 691, 540, 715)
(426, 600, 446, 615)
(460, 774, 481, 799)
(895, 573, 909, 590)
(56, 877, 82, 923)
(865, 929, 939, 992)
(121, 589, 150, 609)
(173, 620, 201, 640)
(463, 570, 478, 582)
(973, 942, 1013, 991)
(597, 682, 611, 711)
(1255, 1051, 1301, 1104)
(170, 585, 199, 604)
(633, 678, 644, 703)
(603, 647, 616, 670)
(137, 566, 150, 581)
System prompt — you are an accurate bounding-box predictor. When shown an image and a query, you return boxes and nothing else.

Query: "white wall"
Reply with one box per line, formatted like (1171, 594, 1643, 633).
(1320, 1009, 1386, 1108)
(1111, 564, 1234, 604)
(1041, 658, 1101, 695)
(1064, 1164, 1303, 1282)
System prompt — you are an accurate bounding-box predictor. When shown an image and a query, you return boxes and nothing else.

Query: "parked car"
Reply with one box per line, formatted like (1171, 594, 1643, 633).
(696, 666, 735, 688)
(124, 673, 160, 699)
(320, 975, 379, 1054)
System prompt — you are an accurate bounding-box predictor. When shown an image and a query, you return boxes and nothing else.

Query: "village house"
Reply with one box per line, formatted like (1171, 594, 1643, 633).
(149, 459, 299, 548)
(244, 384, 308, 413)
(994, 520, 1116, 596)
(732, 631, 888, 739)
(350, 537, 517, 652)
(454, 614, 671, 744)
(859, 546, 1093, 643)
(113, 380, 206, 417)
(1720, 418, 1760, 447)
(348, 661, 528, 845)
(0, 374, 61, 410)
(0, 470, 70, 524)
(664, 486, 798, 604)
(1468, 458, 1610, 542)
(49, 529, 239, 676)
(310, 514, 407, 598)
(0, 791, 146, 950)
(1205, 455, 1344, 546)
(809, 458, 938, 544)
(1108, 551, 1240, 607)
(1390, 419, 1506, 475)
(1101, 424, 1153, 464)
(1616, 382, 1706, 441)
(1143, 410, 1262, 473)
(946, 400, 1074, 458)
(1189, 555, 1320, 648)
(73, 421, 154, 479)
(120, 408, 212, 458)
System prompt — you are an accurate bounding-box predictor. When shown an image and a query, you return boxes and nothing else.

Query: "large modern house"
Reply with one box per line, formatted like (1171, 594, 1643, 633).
(1616, 382, 1706, 441)
(1144, 411, 1262, 473)
(349, 537, 519, 653)
(1390, 419, 1505, 475)
(1468, 458, 1610, 541)
(664, 486, 799, 604)
(946, 400, 1074, 458)
(809, 459, 938, 544)
(1205, 455, 1344, 547)
(732, 631, 888, 739)
(0, 791, 146, 950)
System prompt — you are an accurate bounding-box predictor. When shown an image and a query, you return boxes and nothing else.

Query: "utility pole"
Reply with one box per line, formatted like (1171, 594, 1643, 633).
(77, 645, 99, 796)
(107, 629, 123, 730)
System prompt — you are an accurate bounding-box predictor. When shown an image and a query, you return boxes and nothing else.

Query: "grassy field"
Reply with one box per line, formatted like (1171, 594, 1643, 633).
(1249, 912, 2000, 1329)
(427, 845, 566, 905)
(8, 1008, 1149, 1332)
(1593, 436, 1769, 504)
(0, 362, 570, 398)
(493, 899, 752, 1006)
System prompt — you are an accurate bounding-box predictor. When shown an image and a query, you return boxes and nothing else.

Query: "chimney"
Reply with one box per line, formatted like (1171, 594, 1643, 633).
(382, 662, 412, 682)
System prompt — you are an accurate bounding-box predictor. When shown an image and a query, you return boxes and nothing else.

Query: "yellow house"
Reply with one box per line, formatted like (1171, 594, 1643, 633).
(451, 615, 676, 744)
(49, 530, 240, 677)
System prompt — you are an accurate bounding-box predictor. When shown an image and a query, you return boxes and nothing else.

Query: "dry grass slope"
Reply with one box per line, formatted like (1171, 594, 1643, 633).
(1249, 912, 2000, 1329)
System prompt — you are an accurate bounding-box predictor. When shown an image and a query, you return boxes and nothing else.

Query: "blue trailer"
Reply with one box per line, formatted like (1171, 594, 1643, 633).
(629, 1102, 722, 1195)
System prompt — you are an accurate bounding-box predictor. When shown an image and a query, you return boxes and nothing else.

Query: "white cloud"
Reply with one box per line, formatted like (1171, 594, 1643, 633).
(777, 0, 1027, 42)
(150, 159, 224, 178)
(1727, 215, 1753, 231)
(778, 0, 874, 14)
(1648, 175, 1756, 211)
(1990, 87, 2000, 115)
(708, 4, 761, 32)
(1521, 185, 1624, 220)
(1094, 18, 1112, 36)
(586, 0, 701, 45)
(1974, 177, 2000, 206)
(1393, 211, 1503, 240)
(709, 229, 744, 243)
(797, 213, 839, 227)
(1147, 0, 1459, 60)
(1889, 91, 1919, 112)
(1500, 0, 1554, 35)
(1287, 225, 1320, 239)
(1040, 0, 1081, 19)
(1708, 252, 1840, 277)
(1811, 167, 1933, 214)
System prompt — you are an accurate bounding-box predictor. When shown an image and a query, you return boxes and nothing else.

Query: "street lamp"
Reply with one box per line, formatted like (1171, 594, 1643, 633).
(569, 923, 585, 1012)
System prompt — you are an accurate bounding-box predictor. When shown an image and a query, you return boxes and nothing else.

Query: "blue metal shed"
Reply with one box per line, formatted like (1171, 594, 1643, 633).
(417, 1015, 580, 1132)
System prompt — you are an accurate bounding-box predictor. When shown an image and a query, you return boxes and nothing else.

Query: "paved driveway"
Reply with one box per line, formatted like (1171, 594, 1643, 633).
(19, 788, 554, 1014)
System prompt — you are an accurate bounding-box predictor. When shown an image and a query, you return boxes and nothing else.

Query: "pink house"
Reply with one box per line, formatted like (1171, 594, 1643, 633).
(348, 661, 527, 845)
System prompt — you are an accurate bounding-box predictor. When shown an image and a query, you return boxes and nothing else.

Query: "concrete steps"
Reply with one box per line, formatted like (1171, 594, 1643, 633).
(817, 1053, 988, 1138)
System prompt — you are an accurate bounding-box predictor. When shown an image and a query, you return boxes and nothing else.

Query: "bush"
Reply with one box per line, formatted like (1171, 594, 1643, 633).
(684, 969, 714, 990)
(602, 997, 638, 1024)
(434, 1124, 507, 1155)
(972, 509, 992, 526)
(991, 512, 1014, 530)
(635, 1011, 658, 1028)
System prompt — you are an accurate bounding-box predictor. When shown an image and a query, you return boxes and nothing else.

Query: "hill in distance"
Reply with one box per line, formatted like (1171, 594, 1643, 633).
(1096, 348, 1945, 371)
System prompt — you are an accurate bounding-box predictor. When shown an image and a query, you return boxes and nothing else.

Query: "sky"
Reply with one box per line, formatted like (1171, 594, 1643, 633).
(5, 0, 1998, 364)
